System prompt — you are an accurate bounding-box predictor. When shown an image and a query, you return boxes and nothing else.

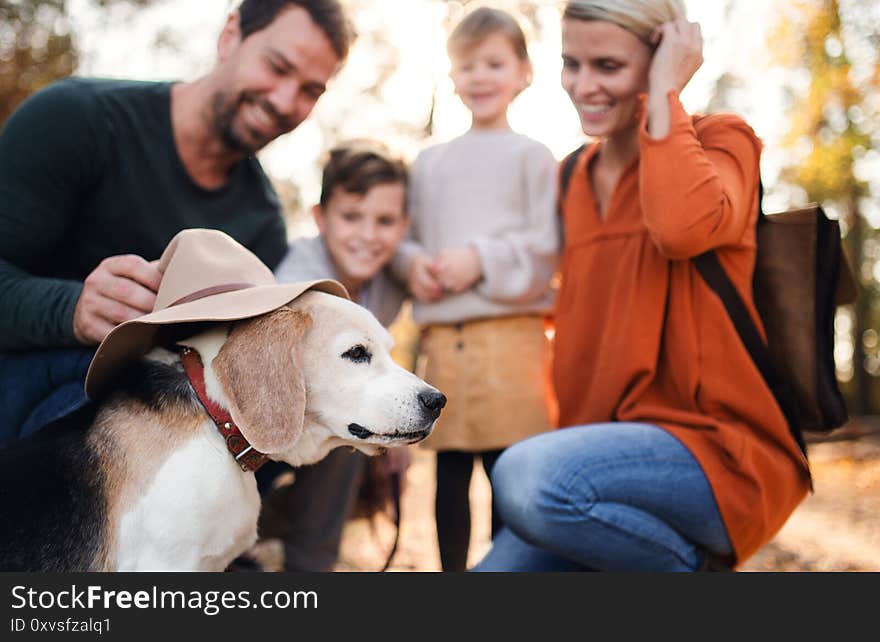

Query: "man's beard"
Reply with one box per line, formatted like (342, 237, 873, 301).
(210, 90, 293, 155)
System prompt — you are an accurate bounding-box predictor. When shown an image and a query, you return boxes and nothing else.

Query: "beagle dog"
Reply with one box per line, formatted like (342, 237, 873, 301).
(0, 291, 445, 571)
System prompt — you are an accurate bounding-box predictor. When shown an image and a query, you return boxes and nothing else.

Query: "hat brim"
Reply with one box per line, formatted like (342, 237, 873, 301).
(84, 279, 348, 400)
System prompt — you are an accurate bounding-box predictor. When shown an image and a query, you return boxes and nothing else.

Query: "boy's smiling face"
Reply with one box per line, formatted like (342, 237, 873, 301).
(314, 182, 409, 298)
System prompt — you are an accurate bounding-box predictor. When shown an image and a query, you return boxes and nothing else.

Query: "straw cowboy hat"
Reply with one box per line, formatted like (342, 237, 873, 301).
(84, 228, 349, 400)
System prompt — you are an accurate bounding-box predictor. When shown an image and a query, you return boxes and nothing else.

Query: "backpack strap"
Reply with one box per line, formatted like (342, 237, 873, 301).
(692, 182, 808, 457)
(559, 143, 587, 212)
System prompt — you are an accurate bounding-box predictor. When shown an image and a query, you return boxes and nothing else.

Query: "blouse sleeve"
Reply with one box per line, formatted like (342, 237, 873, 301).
(638, 91, 763, 260)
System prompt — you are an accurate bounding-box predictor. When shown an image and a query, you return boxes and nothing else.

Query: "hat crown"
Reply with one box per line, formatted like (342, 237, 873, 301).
(85, 228, 349, 400)
(154, 229, 276, 311)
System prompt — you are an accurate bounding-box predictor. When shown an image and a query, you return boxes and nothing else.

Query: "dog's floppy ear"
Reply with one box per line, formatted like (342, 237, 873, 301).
(212, 306, 312, 454)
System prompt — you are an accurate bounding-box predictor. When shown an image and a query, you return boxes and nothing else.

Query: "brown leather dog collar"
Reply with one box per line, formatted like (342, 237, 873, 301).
(180, 346, 268, 472)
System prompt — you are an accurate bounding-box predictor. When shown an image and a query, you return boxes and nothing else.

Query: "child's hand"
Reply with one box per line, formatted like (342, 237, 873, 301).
(648, 20, 703, 98)
(435, 246, 482, 294)
(408, 253, 444, 303)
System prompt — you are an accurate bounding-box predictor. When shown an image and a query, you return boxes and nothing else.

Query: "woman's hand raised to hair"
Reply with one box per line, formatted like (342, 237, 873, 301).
(645, 20, 703, 139)
(648, 19, 703, 96)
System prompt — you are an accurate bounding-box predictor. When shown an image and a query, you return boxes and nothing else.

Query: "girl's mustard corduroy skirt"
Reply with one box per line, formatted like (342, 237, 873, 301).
(417, 314, 555, 452)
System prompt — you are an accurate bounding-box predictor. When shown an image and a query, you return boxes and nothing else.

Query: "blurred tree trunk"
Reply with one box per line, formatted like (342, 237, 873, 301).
(0, 0, 76, 126)
(848, 195, 872, 413)
(0, 0, 155, 128)
(768, 0, 880, 415)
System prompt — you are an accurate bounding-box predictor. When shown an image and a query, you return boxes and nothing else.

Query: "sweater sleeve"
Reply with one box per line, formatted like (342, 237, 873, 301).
(0, 80, 106, 349)
(639, 91, 762, 260)
(470, 141, 560, 304)
(390, 151, 430, 284)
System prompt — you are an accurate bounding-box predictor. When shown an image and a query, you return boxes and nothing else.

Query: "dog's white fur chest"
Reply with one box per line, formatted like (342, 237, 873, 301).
(114, 425, 259, 571)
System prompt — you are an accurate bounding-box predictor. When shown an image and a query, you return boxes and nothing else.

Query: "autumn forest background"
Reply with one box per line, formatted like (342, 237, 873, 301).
(4, 0, 878, 418)
(2, 0, 880, 570)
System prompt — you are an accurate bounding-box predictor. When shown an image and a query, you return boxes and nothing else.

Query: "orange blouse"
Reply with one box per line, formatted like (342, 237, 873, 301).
(554, 92, 811, 563)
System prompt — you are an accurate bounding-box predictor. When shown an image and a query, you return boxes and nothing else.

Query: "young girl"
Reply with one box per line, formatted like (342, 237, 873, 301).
(393, 7, 561, 571)
(474, 0, 811, 572)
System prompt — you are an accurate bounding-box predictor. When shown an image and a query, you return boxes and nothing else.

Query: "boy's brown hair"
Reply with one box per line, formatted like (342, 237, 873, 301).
(446, 6, 530, 62)
(319, 141, 409, 208)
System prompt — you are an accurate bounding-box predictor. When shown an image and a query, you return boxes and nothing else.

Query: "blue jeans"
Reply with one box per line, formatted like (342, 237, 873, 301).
(0, 348, 95, 447)
(472, 423, 732, 572)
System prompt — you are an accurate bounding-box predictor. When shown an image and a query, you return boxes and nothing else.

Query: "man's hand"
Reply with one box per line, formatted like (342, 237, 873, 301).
(73, 254, 162, 345)
(408, 253, 444, 303)
(434, 246, 482, 294)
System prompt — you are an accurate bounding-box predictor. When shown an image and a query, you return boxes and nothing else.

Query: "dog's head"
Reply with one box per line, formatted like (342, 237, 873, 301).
(197, 290, 444, 467)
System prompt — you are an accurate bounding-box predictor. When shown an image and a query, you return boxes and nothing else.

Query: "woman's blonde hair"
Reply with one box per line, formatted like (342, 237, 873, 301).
(563, 0, 686, 43)
(447, 6, 530, 62)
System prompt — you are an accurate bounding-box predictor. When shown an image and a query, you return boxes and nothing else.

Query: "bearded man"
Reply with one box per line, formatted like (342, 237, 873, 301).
(0, 0, 354, 445)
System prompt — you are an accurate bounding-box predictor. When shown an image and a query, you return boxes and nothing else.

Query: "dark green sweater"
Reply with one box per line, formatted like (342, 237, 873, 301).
(0, 77, 287, 350)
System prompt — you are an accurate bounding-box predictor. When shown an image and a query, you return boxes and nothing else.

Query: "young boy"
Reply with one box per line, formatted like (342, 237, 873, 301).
(255, 141, 410, 571)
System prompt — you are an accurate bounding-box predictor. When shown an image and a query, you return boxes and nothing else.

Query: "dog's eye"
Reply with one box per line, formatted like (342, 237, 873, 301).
(342, 345, 372, 364)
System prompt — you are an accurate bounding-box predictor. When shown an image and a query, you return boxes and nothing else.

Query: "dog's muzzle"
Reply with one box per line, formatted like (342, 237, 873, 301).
(348, 388, 446, 444)
(347, 423, 434, 443)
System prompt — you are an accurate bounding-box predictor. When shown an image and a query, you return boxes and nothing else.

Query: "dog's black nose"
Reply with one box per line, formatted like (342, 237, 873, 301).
(419, 390, 447, 416)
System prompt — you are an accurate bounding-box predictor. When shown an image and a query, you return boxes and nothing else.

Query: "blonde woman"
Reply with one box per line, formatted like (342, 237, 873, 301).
(474, 0, 810, 572)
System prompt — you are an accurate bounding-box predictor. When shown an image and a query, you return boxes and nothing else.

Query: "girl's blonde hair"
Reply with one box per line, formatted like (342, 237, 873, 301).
(563, 0, 686, 44)
(447, 6, 530, 62)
